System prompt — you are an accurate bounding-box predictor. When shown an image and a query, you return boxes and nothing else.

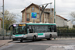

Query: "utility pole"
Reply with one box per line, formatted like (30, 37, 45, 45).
(39, 6, 41, 22)
(50, 3, 52, 23)
(50, 3, 52, 13)
(3, 0, 4, 40)
(54, 0, 55, 23)
(39, 3, 51, 22)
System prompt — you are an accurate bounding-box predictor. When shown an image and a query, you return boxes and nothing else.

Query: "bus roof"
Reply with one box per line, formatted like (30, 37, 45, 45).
(12, 23, 56, 25)
(13, 22, 26, 25)
(26, 23, 56, 25)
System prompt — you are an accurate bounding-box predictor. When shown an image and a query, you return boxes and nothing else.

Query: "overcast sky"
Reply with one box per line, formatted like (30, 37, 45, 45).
(0, 0, 75, 22)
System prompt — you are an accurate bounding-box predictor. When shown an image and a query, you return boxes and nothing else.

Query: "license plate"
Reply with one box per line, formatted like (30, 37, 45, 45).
(18, 39, 21, 40)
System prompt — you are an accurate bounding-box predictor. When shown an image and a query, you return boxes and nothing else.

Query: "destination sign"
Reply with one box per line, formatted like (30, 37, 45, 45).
(19, 24, 26, 26)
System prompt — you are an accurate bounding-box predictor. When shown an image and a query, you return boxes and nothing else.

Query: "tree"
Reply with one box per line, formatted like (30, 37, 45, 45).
(0, 10, 16, 35)
(70, 12, 75, 23)
(70, 12, 75, 18)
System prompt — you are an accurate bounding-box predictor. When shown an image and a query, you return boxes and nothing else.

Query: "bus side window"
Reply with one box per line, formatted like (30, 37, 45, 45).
(52, 26, 55, 32)
(29, 29, 33, 33)
(33, 26, 35, 33)
(29, 26, 33, 33)
(54, 25, 57, 32)
(50, 27, 52, 32)
(49, 26, 52, 32)
(49, 26, 54, 32)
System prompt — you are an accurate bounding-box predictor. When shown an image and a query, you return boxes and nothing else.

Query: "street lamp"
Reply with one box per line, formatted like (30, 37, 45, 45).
(3, 0, 4, 40)
(54, 0, 56, 23)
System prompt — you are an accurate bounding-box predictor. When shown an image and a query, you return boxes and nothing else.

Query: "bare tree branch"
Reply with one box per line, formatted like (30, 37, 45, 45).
(70, 12, 75, 23)
(70, 12, 75, 18)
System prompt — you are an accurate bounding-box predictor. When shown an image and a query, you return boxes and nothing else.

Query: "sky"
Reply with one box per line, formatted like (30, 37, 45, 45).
(0, 0, 75, 22)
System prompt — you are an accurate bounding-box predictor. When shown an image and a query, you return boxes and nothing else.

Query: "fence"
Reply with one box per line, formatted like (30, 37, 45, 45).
(57, 27, 75, 37)
(0, 28, 12, 40)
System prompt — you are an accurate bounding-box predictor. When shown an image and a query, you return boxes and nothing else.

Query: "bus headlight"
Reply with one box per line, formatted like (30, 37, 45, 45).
(23, 35, 27, 38)
(12, 35, 15, 38)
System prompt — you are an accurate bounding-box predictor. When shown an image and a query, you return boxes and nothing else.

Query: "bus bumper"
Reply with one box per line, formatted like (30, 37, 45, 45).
(12, 37, 27, 41)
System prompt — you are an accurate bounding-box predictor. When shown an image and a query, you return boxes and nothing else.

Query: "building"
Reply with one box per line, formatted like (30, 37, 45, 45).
(21, 3, 54, 23)
(56, 15, 73, 28)
(67, 20, 73, 28)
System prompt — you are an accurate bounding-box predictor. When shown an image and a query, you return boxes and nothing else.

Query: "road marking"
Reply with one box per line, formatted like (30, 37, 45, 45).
(46, 45, 75, 50)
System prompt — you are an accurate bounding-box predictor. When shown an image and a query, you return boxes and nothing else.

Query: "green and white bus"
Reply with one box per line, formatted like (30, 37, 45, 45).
(9, 23, 57, 42)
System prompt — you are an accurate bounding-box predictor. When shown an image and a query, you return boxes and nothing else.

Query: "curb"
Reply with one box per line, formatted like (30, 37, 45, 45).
(8, 41, 13, 43)
(0, 40, 13, 47)
(0, 43, 6, 47)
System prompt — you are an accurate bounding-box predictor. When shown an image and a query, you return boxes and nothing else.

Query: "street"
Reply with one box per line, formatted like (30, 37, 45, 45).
(0, 38, 75, 50)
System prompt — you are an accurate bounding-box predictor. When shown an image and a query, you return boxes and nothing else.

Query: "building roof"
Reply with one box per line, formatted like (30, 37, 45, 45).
(56, 15, 67, 20)
(21, 3, 53, 13)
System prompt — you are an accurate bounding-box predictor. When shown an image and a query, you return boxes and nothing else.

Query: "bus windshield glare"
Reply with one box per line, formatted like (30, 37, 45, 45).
(13, 26, 26, 34)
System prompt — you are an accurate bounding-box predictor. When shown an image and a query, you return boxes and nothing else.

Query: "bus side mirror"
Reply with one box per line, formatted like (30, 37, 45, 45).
(9, 27, 10, 30)
(9, 26, 11, 30)
(8, 25, 12, 30)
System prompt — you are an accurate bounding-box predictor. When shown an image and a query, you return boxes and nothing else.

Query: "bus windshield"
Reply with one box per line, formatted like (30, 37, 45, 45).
(13, 26, 27, 34)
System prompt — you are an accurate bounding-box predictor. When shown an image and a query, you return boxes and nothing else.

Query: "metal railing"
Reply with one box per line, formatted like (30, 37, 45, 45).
(57, 27, 75, 38)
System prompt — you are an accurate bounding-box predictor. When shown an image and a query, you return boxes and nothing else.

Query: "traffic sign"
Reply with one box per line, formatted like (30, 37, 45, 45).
(31, 12, 37, 19)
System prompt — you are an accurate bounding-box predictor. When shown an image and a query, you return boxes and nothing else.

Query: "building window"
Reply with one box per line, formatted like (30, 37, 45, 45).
(27, 18, 30, 21)
(32, 7, 34, 11)
(27, 14, 30, 21)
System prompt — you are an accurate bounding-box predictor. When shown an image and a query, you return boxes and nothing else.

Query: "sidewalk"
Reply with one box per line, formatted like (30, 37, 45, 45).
(0, 40, 12, 47)
(56, 37, 75, 40)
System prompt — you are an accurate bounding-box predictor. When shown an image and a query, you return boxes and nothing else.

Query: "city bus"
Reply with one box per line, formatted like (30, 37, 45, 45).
(9, 23, 57, 42)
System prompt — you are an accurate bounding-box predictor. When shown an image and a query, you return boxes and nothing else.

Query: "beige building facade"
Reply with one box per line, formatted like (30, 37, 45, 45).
(21, 3, 54, 23)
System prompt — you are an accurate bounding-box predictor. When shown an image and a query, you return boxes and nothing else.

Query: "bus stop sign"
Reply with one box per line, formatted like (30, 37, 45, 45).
(31, 12, 37, 19)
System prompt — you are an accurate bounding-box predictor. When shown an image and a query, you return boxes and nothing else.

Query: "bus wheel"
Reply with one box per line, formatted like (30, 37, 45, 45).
(20, 40, 23, 42)
(12, 39, 15, 41)
(47, 38, 50, 40)
(47, 34, 52, 40)
(50, 34, 52, 40)
(32, 36, 36, 41)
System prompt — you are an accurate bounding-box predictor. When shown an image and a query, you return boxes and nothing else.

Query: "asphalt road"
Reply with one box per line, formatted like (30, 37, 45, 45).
(0, 38, 75, 50)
